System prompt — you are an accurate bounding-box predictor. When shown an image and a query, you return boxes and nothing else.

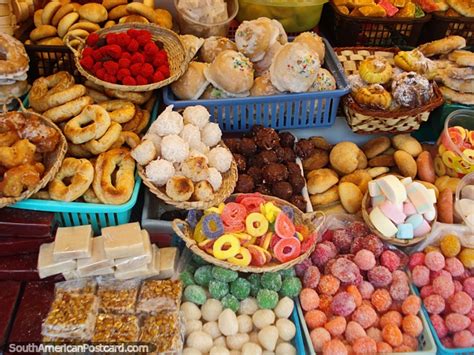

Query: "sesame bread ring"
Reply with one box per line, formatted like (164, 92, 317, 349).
(107, 4, 128, 20)
(43, 95, 93, 122)
(64, 104, 111, 144)
(78, 3, 108, 23)
(36, 83, 86, 113)
(68, 142, 93, 158)
(68, 21, 100, 33)
(51, 3, 76, 26)
(57, 12, 79, 38)
(29, 71, 75, 112)
(33, 9, 43, 27)
(41, 1, 62, 25)
(122, 108, 150, 134)
(87, 88, 110, 103)
(30, 25, 57, 42)
(104, 88, 152, 105)
(83, 187, 101, 203)
(111, 131, 140, 149)
(99, 100, 136, 123)
(93, 148, 135, 204)
(126, 2, 158, 23)
(84, 79, 105, 92)
(83, 121, 122, 155)
(48, 157, 94, 201)
(102, 0, 127, 11)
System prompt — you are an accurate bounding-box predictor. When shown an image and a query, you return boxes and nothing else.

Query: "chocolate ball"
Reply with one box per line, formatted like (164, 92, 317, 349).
(272, 181, 293, 200)
(233, 153, 247, 172)
(289, 173, 305, 193)
(276, 146, 296, 162)
(235, 174, 255, 193)
(279, 132, 296, 148)
(255, 127, 280, 150)
(286, 162, 302, 176)
(257, 151, 278, 165)
(262, 163, 288, 184)
(223, 138, 241, 153)
(291, 194, 307, 212)
(247, 166, 263, 184)
(295, 139, 316, 159)
(255, 184, 272, 195)
(250, 125, 265, 137)
(239, 138, 257, 156)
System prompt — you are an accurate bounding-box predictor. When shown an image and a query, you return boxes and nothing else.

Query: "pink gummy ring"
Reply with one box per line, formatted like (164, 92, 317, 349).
(274, 237, 301, 263)
(240, 196, 266, 213)
(222, 202, 247, 233)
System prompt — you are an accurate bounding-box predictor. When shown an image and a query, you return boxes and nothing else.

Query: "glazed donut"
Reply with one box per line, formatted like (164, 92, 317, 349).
(43, 95, 94, 122)
(92, 148, 135, 205)
(0, 163, 44, 197)
(64, 105, 111, 144)
(110, 131, 140, 149)
(68, 142, 92, 158)
(41, 1, 62, 25)
(30, 24, 57, 42)
(0, 130, 19, 147)
(99, 100, 136, 123)
(83, 122, 122, 155)
(0, 139, 36, 168)
(102, 0, 127, 10)
(51, 3, 76, 26)
(122, 108, 150, 134)
(48, 158, 94, 201)
(83, 187, 101, 203)
(359, 57, 393, 84)
(126, 2, 158, 23)
(29, 72, 75, 112)
(68, 21, 101, 33)
(104, 88, 152, 105)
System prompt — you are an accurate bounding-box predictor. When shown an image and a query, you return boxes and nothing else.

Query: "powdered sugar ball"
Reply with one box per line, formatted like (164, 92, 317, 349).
(358, 281, 375, 299)
(202, 122, 222, 147)
(207, 167, 222, 192)
(449, 291, 473, 315)
(151, 105, 184, 136)
(354, 249, 376, 271)
(425, 251, 445, 272)
(183, 105, 210, 129)
(145, 159, 175, 187)
(430, 314, 448, 338)
(424, 295, 445, 314)
(445, 257, 465, 277)
(161, 135, 189, 162)
(433, 275, 454, 299)
(181, 124, 202, 150)
(464, 277, 474, 298)
(207, 147, 232, 173)
(412, 265, 430, 287)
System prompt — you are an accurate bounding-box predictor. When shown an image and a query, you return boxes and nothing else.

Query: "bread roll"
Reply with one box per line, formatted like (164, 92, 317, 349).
(307, 168, 339, 194)
(329, 141, 364, 175)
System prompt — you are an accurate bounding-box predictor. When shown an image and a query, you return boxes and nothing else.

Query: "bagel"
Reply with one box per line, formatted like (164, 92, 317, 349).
(57, 12, 79, 38)
(104, 88, 152, 105)
(41, 1, 62, 25)
(68, 21, 100, 32)
(30, 25, 57, 42)
(34, 83, 86, 113)
(51, 3, 76, 26)
(68, 142, 92, 158)
(33, 9, 43, 27)
(29, 71, 75, 112)
(99, 100, 136, 123)
(93, 148, 135, 204)
(102, 0, 127, 10)
(48, 157, 94, 201)
(87, 88, 110, 103)
(43, 95, 93, 122)
(64, 104, 111, 144)
(119, 15, 149, 24)
(126, 2, 158, 23)
(78, 3, 108, 23)
(107, 4, 128, 20)
(83, 187, 101, 203)
(110, 131, 140, 149)
(83, 121, 122, 155)
(122, 108, 150, 134)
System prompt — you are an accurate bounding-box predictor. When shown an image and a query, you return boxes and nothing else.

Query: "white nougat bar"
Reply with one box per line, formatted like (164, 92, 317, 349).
(53, 225, 93, 262)
(157, 247, 179, 279)
(114, 245, 161, 280)
(102, 222, 145, 259)
(38, 243, 77, 279)
(77, 236, 114, 276)
(115, 230, 152, 271)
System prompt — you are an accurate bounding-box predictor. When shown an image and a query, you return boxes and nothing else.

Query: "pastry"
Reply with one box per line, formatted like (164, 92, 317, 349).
(78, 4, 107, 23)
(310, 136, 331, 151)
(253, 42, 282, 76)
(293, 32, 325, 63)
(179, 34, 204, 61)
(368, 154, 395, 167)
(361, 136, 391, 159)
(352, 84, 392, 110)
(204, 50, 254, 96)
(170, 61, 209, 100)
(340, 169, 372, 194)
(439, 86, 474, 105)
(310, 185, 340, 207)
(418, 36, 466, 57)
(309, 68, 336, 92)
(235, 17, 280, 62)
(329, 141, 364, 175)
(270, 42, 320, 93)
(392, 72, 433, 108)
(367, 166, 390, 178)
(199, 37, 237, 64)
(302, 149, 329, 171)
(394, 150, 417, 178)
(339, 182, 363, 213)
(307, 168, 339, 194)
(392, 134, 423, 157)
(359, 56, 393, 84)
(250, 72, 280, 97)
(440, 75, 474, 93)
(165, 175, 194, 201)
(393, 49, 435, 76)
(445, 0, 474, 17)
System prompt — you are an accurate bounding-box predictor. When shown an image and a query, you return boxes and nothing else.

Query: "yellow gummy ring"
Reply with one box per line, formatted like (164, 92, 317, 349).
(434, 155, 446, 176)
(213, 234, 240, 260)
(193, 219, 207, 243)
(260, 202, 281, 223)
(228, 247, 251, 266)
(438, 144, 447, 156)
(245, 213, 269, 237)
(442, 150, 459, 169)
(260, 232, 273, 250)
(462, 149, 474, 164)
(452, 158, 470, 174)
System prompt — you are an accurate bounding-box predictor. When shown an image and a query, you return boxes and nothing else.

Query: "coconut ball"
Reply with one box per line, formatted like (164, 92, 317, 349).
(181, 124, 202, 150)
(183, 105, 210, 129)
(150, 105, 184, 136)
(208, 147, 232, 173)
(145, 159, 175, 187)
(161, 135, 189, 163)
(207, 167, 223, 192)
(202, 122, 222, 147)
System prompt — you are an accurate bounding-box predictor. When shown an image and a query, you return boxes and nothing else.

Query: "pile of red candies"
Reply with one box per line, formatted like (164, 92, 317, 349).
(79, 29, 170, 85)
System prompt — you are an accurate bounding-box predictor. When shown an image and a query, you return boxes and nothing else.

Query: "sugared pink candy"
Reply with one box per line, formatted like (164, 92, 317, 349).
(445, 313, 471, 332)
(441, 337, 454, 348)
(358, 281, 375, 300)
(300, 288, 320, 311)
(454, 280, 463, 293)
(350, 221, 370, 238)
(430, 314, 448, 338)
(424, 294, 445, 314)
(425, 251, 446, 271)
(463, 277, 474, 298)
(303, 266, 321, 289)
(332, 229, 352, 253)
(408, 252, 425, 271)
(352, 305, 378, 329)
(362, 234, 384, 257)
(449, 291, 473, 315)
(311, 241, 337, 267)
(380, 250, 401, 272)
(331, 291, 356, 317)
(368, 266, 393, 288)
(420, 285, 434, 298)
(453, 330, 474, 348)
(412, 265, 430, 287)
(354, 249, 376, 271)
(390, 280, 410, 301)
(433, 275, 455, 299)
(351, 237, 365, 254)
(330, 257, 361, 285)
(445, 257, 465, 277)
(295, 258, 312, 277)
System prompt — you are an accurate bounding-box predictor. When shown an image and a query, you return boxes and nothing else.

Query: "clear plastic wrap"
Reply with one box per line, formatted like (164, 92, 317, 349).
(54, 279, 97, 295)
(139, 311, 183, 354)
(77, 236, 114, 276)
(92, 313, 140, 342)
(114, 230, 153, 271)
(137, 280, 182, 314)
(97, 279, 140, 314)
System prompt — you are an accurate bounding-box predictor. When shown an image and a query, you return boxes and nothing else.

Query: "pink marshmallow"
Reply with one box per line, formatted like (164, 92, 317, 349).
(379, 200, 407, 224)
(403, 201, 417, 216)
(414, 219, 431, 237)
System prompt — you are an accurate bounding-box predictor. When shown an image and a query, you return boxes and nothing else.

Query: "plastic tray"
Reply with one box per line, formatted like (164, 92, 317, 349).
(163, 38, 350, 132)
(297, 286, 437, 355)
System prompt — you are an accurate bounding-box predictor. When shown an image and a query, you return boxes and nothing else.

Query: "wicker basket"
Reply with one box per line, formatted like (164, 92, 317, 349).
(336, 46, 444, 133)
(65, 23, 188, 92)
(139, 141, 238, 210)
(0, 99, 67, 208)
(172, 194, 325, 273)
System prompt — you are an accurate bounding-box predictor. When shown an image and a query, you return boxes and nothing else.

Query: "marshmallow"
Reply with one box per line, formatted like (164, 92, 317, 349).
(424, 207, 436, 222)
(369, 207, 398, 238)
(466, 214, 474, 226)
(372, 195, 386, 207)
(379, 201, 406, 224)
(406, 214, 423, 230)
(401, 177, 413, 186)
(407, 182, 433, 214)
(414, 219, 431, 237)
(458, 199, 474, 218)
(377, 175, 407, 205)
(403, 201, 417, 216)
(461, 185, 474, 200)
(397, 224, 414, 239)
(427, 188, 437, 204)
(368, 181, 382, 197)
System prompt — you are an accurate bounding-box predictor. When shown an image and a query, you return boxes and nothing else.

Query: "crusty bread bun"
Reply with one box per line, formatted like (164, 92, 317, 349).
(30, 24, 57, 41)
(78, 3, 107, 23)
(307, 168, 339, 194)
(171, 61, 209, 100)
(329, 141, 365, 175)
(41, 1, 62, 25)
(57, 12, 79, 38)
(102, 0, 127, 11)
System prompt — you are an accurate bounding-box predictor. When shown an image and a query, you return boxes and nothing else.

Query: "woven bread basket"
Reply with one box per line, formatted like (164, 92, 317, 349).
(336, 47, 444, 134)
(139, 141, 238, 210)
(172, 194, 325, 273)
(66, 23, 188, 92)
(0, 99, 67, 208)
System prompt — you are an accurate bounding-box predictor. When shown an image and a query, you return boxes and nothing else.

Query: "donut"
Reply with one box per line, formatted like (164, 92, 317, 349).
(64, 105, 111, 144)
(29, 72, 75, 112)
(43, 95, 94, 122)
(110, 131, 140, 150)
(41, 1, 62, 25)
(0, 162, 44, 197)
(83, 122, 122, 155)
(92, 148, 135, 205)
(99, 100, 136, 123)
(359, 57, 393, 84)
(48, 158, 94, 201)
(0, 139, 36, 168)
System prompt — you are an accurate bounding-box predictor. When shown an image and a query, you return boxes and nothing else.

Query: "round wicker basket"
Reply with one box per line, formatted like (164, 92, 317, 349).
(139, 141, 238, 210)
(0, 99, 67, 208)
(172, 194, 325, 273)
(65, 23, 188, 92)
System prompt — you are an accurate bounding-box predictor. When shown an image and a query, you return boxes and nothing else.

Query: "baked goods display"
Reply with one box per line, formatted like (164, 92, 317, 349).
(28, 0, 172, 47)
(332, 0, 426, 18)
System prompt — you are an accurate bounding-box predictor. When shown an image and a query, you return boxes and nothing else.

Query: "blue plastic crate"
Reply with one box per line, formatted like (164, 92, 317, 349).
(163, 38, 350, 132)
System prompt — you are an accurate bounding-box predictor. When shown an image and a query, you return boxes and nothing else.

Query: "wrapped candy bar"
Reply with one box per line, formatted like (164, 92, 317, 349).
(77, 237, 114, 276)
(97, 279, 140, 314)
(136, 280, 182, 314)
(139, 311, 182, 353)
(92, 314, 140, 343)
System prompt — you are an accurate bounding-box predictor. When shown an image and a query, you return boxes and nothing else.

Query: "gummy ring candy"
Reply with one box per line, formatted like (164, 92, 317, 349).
(222, 203, 247, 233)
(213, 234, 240, 260)
(244, 235, 257, 247)
(228, 247, 251, 266)
(233, 233, 252, 245)
(274, 237, 301, 263)
(260, 202, 282, 223)
(446, 167, 459, 178)
(438, 144, 447, 156)
(442, 150, 459, 169)
(205, 203, 225, 215)
(193, 219, 207, 243)
(259, 232, 273, 250)
(198, 239, 215, 254)
(186, 209, 200, 229)
(434, 155, 446, 176)
(235, 193, 262, 203)
(462, 149, 474, 164)
(240, 196, 266, 213)
(274, 212, 296, 239)
(202, 213, 225, 239)
(246, 213, 269, 237)
(452, 158, 470, 174)
(281, 205, 295, 221)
